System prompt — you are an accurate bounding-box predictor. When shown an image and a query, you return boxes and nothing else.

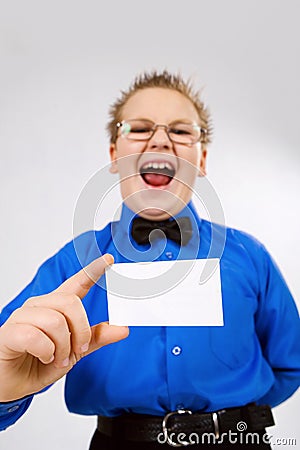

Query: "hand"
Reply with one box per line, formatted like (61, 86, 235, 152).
(0, 254, 129, 402)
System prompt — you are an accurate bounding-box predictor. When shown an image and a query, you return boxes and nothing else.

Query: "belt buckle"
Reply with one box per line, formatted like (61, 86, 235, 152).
(162, 409, 192, 447)
(212, 409, 226, 440)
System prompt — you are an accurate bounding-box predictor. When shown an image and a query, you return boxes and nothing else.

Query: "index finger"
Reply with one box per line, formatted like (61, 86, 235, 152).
(55, 254, 114, 299)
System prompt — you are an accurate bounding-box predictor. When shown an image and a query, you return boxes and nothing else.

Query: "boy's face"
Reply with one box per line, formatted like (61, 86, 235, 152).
(110, 87, 207, 221)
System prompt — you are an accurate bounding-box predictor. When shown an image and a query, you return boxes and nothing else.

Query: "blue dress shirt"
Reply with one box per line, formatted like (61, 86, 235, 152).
(0, 202, 299, 431)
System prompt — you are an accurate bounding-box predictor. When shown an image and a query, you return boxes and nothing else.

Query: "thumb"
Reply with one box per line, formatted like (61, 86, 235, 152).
(84, 322, 129, 356)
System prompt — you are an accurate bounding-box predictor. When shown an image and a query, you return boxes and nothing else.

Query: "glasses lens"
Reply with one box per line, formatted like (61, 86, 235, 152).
(168, 123, 200, 144)
(120, 120, 154, 140)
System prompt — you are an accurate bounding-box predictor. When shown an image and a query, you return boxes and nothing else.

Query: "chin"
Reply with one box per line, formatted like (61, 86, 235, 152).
(124, 189, 190, 221)
(136, 208, 172, 221)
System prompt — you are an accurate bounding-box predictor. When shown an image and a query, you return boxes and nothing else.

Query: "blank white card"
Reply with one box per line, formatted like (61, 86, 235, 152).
(105, 259, 223, 326)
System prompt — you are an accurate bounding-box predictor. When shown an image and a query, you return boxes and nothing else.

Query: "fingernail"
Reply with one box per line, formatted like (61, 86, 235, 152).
(103, 254, 114, 265)
(45, 355, 55, 364)
(62, 357, 70, 367)
(80, 343, 89, 353)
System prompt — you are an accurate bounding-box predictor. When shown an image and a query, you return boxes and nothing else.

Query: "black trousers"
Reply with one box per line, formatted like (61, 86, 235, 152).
(89, 429, 272, 449)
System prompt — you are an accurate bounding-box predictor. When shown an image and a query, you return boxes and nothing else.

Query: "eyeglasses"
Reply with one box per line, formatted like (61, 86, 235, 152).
(116, 119, 207, 145)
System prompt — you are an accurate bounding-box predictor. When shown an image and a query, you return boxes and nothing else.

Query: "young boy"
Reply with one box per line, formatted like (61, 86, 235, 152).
(0, 71, 299, 449)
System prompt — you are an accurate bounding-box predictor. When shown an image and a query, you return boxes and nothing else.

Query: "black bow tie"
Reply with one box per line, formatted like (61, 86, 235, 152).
(131, 216, 192, 246)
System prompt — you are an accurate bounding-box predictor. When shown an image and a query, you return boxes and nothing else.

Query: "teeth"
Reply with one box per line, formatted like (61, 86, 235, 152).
(142, 162, 173, 171)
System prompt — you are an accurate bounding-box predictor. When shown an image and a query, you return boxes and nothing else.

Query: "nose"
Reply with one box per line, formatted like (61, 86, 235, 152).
(148, 125, 172, 150)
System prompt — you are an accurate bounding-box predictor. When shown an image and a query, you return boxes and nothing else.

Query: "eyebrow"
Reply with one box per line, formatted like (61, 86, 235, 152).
(124, 117, 199, 125)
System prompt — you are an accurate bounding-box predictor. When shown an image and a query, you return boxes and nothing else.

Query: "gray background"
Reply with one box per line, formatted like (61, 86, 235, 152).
(0, 0, 299, 448)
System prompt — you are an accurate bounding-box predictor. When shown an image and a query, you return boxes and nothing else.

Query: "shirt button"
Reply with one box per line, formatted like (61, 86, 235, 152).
(8, 405, 19, 413)
(172, 346, 182, 356)
(165, 251, 173, 259)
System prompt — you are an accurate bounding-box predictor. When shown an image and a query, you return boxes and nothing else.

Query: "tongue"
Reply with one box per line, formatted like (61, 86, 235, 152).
(143, 173, 171, 186)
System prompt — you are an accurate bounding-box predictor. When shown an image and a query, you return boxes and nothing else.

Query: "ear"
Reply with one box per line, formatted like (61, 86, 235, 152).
(109, 144, 119, 174)
(198, 148, 207, 177)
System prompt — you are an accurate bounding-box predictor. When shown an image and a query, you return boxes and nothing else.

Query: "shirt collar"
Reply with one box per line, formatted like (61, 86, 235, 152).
(110, 201, 202, 262)
(118, 201, 201, 234)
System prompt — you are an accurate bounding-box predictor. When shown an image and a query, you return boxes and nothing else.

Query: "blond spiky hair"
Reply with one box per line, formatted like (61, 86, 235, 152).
(106, 70, 212, 144)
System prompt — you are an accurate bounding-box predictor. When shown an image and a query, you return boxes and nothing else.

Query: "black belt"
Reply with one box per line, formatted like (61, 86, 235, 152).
(97, 404, 274, 445)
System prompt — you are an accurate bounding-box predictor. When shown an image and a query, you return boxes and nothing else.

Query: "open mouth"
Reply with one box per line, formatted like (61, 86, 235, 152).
(139, 161, 176, 187)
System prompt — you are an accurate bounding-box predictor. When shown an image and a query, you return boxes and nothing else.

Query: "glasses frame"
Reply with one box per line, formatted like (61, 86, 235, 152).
(116, 119, 207, 145)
